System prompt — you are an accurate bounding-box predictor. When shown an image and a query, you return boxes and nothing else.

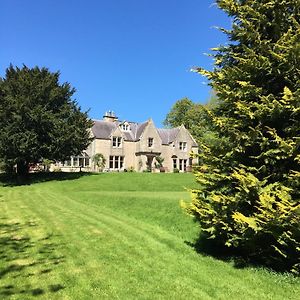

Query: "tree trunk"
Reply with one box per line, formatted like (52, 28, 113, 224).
(16, 160, 29, 176)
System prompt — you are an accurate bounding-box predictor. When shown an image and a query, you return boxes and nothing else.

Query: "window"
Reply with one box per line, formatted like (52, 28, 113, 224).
(78, 153, 90, 167)
(84, 155, 90, 167)
(112, 136, 122, 148)
(66, 153, 90, 168)
(173, 158, 177, 170)
(109, 156, 124, 170)
(179, 159, 187, 172)
(73, 157, 79, 167)
(79, 157, 84, 167)
(179, 142, 187, 151)
(120, 123, 130, 131)
(148, 138, 154, 148)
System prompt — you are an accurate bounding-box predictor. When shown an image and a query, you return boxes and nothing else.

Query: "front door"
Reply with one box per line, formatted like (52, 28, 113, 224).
(146, 155, 155, 171)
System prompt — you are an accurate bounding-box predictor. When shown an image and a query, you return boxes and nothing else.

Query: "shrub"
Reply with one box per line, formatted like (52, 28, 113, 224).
(92, 153, 106, 172)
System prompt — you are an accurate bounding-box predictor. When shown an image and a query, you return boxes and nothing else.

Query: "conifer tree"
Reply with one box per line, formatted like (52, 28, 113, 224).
(0, 65, 93, 175)
(184, 0, 300, 273)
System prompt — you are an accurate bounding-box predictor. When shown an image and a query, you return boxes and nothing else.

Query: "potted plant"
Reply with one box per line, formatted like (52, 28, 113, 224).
(155, 156, 165, 173)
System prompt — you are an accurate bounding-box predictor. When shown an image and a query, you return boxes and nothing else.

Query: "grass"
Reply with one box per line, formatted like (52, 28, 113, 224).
(0, 172, 299, 299)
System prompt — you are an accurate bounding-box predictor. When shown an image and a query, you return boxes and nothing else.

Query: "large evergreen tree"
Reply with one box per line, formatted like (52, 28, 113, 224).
(0, 65, 93, 175)
(184, 0, 300, 273)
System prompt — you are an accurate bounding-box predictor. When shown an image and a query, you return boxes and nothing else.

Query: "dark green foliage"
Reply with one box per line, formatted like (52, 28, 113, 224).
(184, 0, 300, 274)
(0, 65, 93, 175)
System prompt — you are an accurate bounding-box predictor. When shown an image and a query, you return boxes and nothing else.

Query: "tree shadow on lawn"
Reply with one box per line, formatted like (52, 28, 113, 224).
(0, 218, 66, 297)
(185, 234, 292, 274)
(185, 235, 239, 264)
(0, 171, 98, 187)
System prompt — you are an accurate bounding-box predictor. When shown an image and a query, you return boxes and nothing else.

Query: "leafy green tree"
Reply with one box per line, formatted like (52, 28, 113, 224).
(164, 95, 227, 164)
(164, 98, 210, 142)
(92, 153, 106, 172)
(163, 98, 194, 128)
(0, 65, 93, 176)
(184, 0, 300, 273)
(184, 103, 211, 141)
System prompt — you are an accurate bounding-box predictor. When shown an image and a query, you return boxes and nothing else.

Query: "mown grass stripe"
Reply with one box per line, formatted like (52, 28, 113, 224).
(31, 186, 299, 299)
(28, 188, 211, 298)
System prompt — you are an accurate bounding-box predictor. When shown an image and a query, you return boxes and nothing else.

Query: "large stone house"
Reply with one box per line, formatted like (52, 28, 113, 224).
(58, 111, 198, 172)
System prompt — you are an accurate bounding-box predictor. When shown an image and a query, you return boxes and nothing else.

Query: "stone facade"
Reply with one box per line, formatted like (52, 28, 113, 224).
(58, 112, 198, 173)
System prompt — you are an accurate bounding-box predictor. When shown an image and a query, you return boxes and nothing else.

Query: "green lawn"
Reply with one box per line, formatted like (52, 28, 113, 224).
(0, 173, 299, 299)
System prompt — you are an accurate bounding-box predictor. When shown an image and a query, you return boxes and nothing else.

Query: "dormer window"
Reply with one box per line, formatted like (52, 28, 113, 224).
(112, 136, 122, 148)
(179, 142, 187, 151)
(120, 122, 130, 131)
(148, 138, 154, 148)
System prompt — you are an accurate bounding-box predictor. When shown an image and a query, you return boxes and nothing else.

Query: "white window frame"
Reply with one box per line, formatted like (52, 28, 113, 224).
(179, 142, 187, 151)
(121, 123, 130, 131)
(179, 159, 187, 172)
(109, 156, 124, 170)
(67, 153, 90, 168)
(112, 136, 122, 148)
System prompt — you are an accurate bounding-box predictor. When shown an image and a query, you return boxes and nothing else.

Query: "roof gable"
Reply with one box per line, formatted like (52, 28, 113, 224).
(173, 125, 198, 147)
(110, 126, 124, 138)
(139, 119, 162, 142)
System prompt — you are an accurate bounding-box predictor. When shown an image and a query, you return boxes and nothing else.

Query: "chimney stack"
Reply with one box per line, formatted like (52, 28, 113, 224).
(103, 110, 118, 122)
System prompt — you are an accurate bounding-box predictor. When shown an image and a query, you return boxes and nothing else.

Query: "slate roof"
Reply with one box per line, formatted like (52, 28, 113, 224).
(91, 120, 149, 141)
(91, 120, 198, 146)
(135, 121, 148, 140)
(157, 128, 180, 145)
(92, 120, 116, 139)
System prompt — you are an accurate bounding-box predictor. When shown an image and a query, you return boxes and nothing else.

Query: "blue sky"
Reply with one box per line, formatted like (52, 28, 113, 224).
(0, 0, 230, 127)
